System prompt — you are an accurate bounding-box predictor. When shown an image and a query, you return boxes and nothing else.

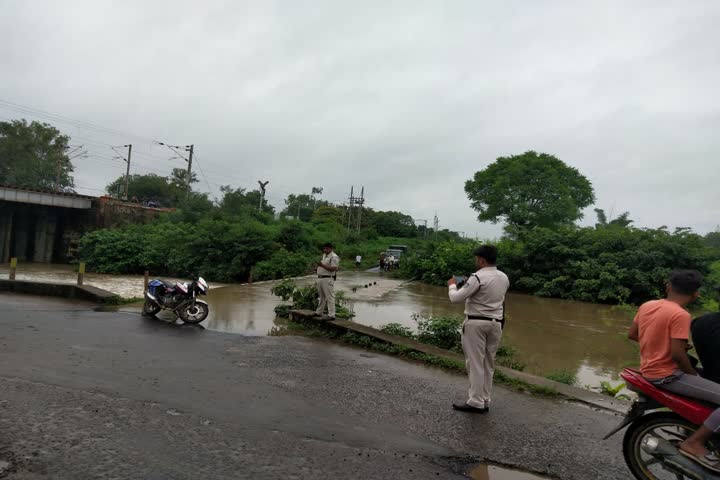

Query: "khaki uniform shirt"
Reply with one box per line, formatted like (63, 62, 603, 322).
(448, 266, 509, 319)
(317, 252, 340, 276)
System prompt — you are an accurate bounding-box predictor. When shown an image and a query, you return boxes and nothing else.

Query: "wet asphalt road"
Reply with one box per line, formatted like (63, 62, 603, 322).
(0, 293, 631, 479)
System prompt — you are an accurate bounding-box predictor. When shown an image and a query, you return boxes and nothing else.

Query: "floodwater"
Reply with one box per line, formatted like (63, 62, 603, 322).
(201, 271, 638, 388)
(0, 263, 225, 298)
(2, 264, 638, 388)
(467, 463, 549, 480)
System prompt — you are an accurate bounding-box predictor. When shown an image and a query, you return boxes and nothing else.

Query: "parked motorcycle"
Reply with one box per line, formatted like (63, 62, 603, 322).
(605, 368, 720, 480)
(143, 277, 209, 324)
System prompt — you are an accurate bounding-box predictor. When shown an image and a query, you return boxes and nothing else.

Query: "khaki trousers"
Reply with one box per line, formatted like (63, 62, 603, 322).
(316, 277, 335, 317)
(461, 319, 503, 408)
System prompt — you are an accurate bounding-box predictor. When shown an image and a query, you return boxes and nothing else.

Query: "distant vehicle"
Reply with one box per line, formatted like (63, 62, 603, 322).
(384, 246, 407, 269)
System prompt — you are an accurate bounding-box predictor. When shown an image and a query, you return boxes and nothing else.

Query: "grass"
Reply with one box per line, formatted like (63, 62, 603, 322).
(283, 319, 559, 398)
(545, 370, 578, 386)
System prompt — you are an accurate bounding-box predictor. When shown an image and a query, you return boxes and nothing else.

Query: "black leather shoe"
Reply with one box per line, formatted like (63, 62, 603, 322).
(452, 402, 488, 413)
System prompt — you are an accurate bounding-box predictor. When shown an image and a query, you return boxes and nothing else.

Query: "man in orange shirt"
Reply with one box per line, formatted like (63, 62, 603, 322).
(629, 270, 720, 471)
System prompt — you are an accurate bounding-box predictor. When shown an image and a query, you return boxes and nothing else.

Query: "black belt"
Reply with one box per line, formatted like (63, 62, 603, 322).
(318, 275, 333, 278)
(467, 315, 500, 321)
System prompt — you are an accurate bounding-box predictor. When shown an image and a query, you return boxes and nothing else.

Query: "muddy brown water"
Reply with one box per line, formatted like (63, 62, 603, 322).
(1, 265, 638, 389)
(202, 272, 638, 388)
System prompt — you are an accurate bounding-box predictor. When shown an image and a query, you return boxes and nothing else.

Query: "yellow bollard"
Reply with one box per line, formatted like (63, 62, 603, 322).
(9, 257, 17, 281)
(77, 262, 85, 285)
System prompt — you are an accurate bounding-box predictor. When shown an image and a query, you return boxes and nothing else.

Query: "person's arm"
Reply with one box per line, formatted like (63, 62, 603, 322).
(670, 311, 696, 375)
(448, 275, 479, 304)
(671, 338, 698, 375)
(628, 322, 639, 342)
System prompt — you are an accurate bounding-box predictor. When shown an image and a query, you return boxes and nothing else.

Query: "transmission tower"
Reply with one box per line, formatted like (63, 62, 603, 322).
(346, 186, 366, 233)
(433, 212, 439, 240)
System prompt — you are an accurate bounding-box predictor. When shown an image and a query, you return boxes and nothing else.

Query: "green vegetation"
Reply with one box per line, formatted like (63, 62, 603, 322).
(0, 119, 74, 191)
(403, 225, 718, 305)
(545, 370, 578, 386)
(271, 278, 354, 319)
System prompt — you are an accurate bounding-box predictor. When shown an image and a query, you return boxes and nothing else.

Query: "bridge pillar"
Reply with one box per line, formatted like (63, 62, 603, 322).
(0, 210, 12, 263)
(33, 212, 57, 263)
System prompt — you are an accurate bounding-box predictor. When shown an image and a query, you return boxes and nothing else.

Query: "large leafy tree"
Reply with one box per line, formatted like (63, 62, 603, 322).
(465, 151, 595, 233)
(282, 193, 329, 221)
(366, 209, 417, 237)
(219, 186, 275, 215)
(106, 173, 176, 205)
(0, 119, 74, 191)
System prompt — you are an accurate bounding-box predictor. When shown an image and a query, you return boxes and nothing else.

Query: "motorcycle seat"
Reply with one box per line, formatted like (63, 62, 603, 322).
(161, 280, 176, 289)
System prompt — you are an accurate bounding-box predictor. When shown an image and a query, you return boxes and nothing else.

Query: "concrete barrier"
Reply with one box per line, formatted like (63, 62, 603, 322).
(290, 309, 630, 414)
(0, 279, 120, 304)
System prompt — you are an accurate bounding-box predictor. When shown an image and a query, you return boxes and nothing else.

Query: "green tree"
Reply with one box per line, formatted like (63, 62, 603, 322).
(705, 230, 720, 249)
(0, 119, 74, 191)
(220, 186, 275, 215)
(282, 193, 329, 221)
(595, 208, 633, 228)
(465, 151, 595, 233)
(106, 173, 176, 206)
(366, 209, 417, 237)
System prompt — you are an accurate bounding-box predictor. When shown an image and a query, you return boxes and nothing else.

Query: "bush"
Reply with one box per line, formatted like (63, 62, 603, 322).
(401, 226, 718, 305)
(254, 250, 313, 281)
(413, 314, 463, 352)
(270, 279, 354, 319)
(380, 323, 415, 339)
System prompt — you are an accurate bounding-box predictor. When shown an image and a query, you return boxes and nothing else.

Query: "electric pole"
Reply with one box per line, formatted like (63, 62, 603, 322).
(258, 180, 269, 212)
(111, 144, 133, 200)
(158, 142, 194, 198)
(123, 144, 132, 200)
(186, 144, 194, 196)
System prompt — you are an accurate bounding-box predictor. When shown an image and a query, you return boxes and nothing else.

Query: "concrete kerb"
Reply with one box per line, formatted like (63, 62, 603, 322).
(0, 279, 120, 304)
(289, 309, 630, 415)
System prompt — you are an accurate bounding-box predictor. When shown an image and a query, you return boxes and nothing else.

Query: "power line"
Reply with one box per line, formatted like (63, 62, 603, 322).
(0, 99, 159, 145)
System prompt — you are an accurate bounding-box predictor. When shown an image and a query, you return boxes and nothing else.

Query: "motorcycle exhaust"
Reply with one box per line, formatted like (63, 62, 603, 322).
(642, 436, 720, 480)
(145, 292, 160, 305)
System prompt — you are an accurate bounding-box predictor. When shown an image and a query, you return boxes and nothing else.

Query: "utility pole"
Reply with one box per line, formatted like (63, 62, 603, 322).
(433, 212, 439, 241)
(356, 186, 364, 231)
(257, 180, 269, 212)
(158, 142, 194, 198)
(346, 186, 354, 233)
(111, 144, 132, 200)
(124, 144, 132, 200)
(186, 144, 194, 196)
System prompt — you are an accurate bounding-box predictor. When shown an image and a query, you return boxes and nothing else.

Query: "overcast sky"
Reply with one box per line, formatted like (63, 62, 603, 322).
(1, 1, 718, 236)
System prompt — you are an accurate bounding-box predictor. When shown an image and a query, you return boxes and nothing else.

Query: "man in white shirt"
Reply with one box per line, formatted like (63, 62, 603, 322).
(448, 245, 509, 414)
(355, 255, 362, 268)
(315, 242, 340, 319)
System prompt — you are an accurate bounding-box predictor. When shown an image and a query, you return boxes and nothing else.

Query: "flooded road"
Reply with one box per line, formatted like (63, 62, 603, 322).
(2, 264, 638, 388)
(202, 272, 638, 388)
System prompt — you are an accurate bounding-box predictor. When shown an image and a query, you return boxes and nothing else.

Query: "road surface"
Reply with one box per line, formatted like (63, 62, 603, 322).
(0, 292, 630, 479)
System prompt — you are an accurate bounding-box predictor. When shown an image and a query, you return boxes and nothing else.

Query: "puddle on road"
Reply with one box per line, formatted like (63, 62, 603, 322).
(467, 463, 550, 480)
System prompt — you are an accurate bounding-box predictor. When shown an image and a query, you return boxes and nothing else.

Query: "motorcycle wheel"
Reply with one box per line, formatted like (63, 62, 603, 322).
(623, 411, 698, 480)
(178, 301, 209, 324)
(142, 299, 162, 316)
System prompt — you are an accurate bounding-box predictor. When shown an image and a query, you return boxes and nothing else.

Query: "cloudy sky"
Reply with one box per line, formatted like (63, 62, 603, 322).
(1, 1, 718, 236)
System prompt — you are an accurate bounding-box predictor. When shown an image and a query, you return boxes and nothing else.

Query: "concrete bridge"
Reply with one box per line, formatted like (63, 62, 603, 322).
(0, 185, 169, 263)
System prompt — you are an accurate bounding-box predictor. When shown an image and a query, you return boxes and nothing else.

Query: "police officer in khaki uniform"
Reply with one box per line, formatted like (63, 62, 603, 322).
(448, 245, 509, 414)
(315, 242, 340, 319)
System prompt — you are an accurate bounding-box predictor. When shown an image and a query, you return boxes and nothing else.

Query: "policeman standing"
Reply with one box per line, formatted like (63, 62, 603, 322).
(315, 242, 340, 319)
(448, 245, 509, 414)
